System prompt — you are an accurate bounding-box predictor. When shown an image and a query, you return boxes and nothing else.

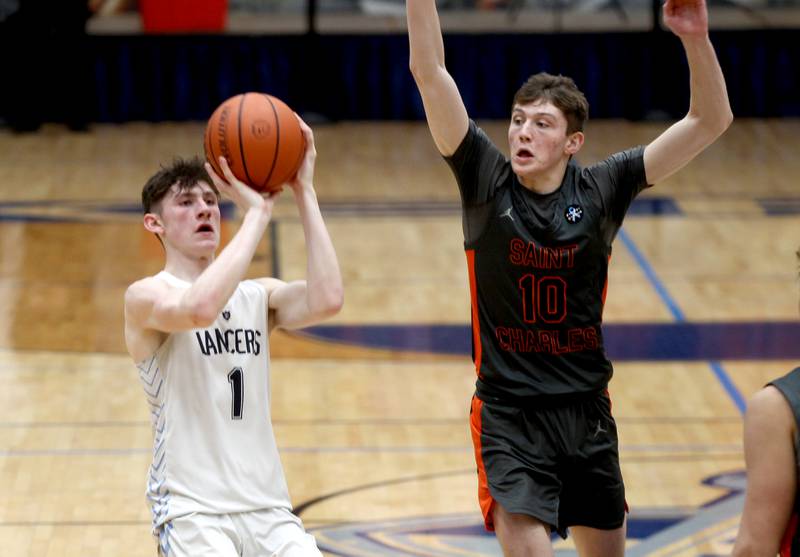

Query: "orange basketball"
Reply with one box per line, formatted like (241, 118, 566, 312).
(204, 93, 305, 192)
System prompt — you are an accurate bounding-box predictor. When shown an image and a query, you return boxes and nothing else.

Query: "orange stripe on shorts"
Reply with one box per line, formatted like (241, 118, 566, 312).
(469, 395, 495, 531)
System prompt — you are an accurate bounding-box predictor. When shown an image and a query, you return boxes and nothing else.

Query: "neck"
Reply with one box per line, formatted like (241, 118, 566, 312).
(163, 248, 214, 282)
(517, 157, 570, 194)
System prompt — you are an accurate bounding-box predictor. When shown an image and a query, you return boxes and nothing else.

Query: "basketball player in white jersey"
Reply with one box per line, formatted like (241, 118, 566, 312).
(124, 117, 343, 557)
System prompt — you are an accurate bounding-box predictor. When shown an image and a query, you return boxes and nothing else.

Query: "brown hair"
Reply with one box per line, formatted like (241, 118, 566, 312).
(512, 72, 589, 134)
(141, 157, 217, 214)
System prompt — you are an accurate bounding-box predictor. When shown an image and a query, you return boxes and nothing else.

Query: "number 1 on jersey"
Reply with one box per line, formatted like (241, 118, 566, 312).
(228, 367, 244, 420)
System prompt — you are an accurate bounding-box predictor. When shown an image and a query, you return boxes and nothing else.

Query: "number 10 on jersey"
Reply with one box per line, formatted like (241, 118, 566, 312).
(518, 274, 567, 324)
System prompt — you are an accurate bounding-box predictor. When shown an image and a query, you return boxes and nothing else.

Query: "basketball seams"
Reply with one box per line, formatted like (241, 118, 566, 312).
(204, 117, 222, 179)
(261, 94, 281, 191)
(273, 129, 305, 186)
(238, 94, 256, 188)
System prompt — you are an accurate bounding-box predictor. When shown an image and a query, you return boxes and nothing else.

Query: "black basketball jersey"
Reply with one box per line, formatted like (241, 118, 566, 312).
(446, 120, 650, 399)
(768, 367, 800, 557)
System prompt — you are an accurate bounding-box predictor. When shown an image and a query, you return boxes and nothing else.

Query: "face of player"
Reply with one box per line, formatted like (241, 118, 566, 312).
(508, 100, 583, 183)
(156, 182, 221, 257)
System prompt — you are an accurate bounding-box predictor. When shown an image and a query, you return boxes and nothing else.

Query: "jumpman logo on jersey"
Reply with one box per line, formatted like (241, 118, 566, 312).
(592, 420, 607, 439)
(499, 207, 515, 222)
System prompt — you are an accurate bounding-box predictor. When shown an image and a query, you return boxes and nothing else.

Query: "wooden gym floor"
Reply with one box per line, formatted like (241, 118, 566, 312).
(0, 118, 798, 556)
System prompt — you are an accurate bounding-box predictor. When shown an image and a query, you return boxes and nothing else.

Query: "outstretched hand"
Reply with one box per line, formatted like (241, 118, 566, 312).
(204, 157, 279, 216)
(663, 0, 709, 37)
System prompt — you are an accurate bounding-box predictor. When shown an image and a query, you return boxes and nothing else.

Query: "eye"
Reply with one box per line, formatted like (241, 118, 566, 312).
(205, 197, 218, 206)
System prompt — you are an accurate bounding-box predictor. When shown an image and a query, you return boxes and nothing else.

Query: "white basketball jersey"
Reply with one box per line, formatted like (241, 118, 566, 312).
(136, 271, 291, 531)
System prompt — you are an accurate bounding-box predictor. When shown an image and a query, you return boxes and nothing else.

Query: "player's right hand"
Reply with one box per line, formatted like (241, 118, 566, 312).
(205, 157, 280, 217)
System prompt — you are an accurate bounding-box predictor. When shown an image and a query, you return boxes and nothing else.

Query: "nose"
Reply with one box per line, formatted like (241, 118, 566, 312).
(518, 121, 533, 142)
(197, 199, 212, 218)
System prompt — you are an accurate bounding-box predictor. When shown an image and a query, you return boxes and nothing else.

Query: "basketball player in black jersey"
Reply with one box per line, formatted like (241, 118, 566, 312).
(407, 0, 732, 553)
(732, 252, 800, 557)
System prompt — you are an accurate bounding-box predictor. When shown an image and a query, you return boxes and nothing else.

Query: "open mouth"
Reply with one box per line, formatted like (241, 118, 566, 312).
(196, 223, 214, 234)
(516, 148, 534, 160)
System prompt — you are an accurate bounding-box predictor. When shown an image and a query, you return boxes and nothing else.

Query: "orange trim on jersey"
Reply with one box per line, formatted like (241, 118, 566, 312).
(780, 513, 798, 557)
(469, 395, 496, 531)
(601, 254, 611, 307)
(465, 250, 482, 376)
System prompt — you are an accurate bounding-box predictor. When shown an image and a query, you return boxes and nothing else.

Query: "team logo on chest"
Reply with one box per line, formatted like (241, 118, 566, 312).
(222, 310, 231, 321)
(565, 204, 583, 224)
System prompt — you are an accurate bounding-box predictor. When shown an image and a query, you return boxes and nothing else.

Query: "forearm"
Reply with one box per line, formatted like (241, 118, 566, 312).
(408, 0, 446, 78)
(183, 208, 271, 321)
(294, 186, 343, 315)
(682, 35, 733, 133)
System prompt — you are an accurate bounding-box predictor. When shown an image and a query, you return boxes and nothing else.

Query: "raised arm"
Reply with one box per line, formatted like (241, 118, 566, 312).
(732, 386, 797, 557)
(407, 0, 469, 156)
(643, 0, 733, 185)
(262, 118, 344, 331)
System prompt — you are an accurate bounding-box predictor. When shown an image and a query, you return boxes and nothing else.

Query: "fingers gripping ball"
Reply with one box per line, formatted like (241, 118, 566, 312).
(204, 93, 305, 192)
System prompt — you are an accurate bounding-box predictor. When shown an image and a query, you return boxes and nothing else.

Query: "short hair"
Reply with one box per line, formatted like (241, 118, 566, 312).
(141, 157, 217, 214)
(512, 72, 589, 135)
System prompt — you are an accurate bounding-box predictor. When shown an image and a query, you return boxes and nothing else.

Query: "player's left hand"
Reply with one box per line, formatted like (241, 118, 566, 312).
(662, 0, 708, 37)
(283, 115, 317, 195)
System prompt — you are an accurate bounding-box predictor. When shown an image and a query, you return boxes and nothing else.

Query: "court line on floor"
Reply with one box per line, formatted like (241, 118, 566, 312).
(0, 416, 743, 428)
(0, 520, 147, 527)
(0, 444, 743, 457)
(617, 228, 747, 414)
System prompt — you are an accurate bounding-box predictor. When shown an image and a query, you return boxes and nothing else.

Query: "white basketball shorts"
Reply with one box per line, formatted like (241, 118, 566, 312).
(156, 507, 322, 557)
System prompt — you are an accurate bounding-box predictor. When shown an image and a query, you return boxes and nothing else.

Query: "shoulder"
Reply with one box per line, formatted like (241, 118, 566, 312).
(251, 277, 290, 303)
(124, 275, 176, 324)
(252, 277, 285, 292)
(771, 367, 800, 392)
(125, 276, 164, 310)
(746, 385, 795, 433)
(584, 146, 646, 177)
(447, 120, 503, 162)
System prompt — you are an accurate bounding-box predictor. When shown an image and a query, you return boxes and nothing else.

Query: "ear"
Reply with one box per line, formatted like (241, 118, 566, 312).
(564, 131, 585, 156)
(143, 212, 164, 236)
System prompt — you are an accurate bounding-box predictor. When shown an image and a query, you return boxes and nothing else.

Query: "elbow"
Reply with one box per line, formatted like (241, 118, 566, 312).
(409, 57, 418, 77)
(690, 107, 733, 142)
(409, 58, 425, 83)
(312, 285, 344, 320)
(187, 298, 221, 329)
(409, 57, 440, 86)
(324, 287, 345, 317)
(717, 107, 734, 135)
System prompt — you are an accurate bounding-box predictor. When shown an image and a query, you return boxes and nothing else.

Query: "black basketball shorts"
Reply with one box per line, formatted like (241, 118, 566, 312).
(469, 389, 626, 539)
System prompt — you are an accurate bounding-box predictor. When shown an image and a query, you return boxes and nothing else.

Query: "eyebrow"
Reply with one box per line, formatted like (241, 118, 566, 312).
(173, 188, 216, 200)
(512, 108, 557, 119)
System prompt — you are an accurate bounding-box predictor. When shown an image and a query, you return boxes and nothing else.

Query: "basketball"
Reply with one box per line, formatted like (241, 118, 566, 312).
(204, 93, 306, 192)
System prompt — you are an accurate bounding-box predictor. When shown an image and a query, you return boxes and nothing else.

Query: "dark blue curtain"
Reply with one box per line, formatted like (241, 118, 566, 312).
(4, 30, 799, 124)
